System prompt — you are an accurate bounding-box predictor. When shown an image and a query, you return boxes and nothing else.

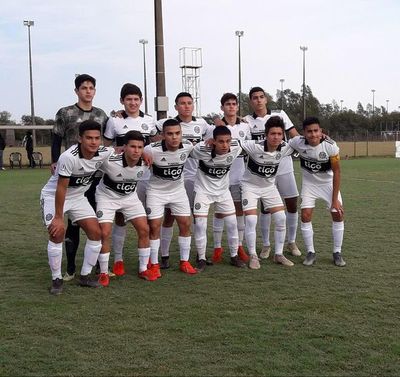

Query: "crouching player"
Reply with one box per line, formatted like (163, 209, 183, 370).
(40, 120, 112, 295)
(96, 130, 156, 286)
(240, 116, 295, 269)
(190, 126, 246, 272)
(288, 117, 346, 267)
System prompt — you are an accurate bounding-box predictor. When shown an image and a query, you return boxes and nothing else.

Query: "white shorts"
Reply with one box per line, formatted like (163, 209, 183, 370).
(241, 185, 283, 211)
(275, 171, 299, 199)
(95, 192, 146, 223)
(193, 190, 235, 216)
(301, 183, 343, 210)
(184, 179, 195, 209)
(146, 188, 191, 220)
(229, 184, 242, 202)
(40, 191, 96, 227)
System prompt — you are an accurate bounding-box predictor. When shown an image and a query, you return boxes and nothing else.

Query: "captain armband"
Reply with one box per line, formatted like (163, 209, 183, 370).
(330, 154, 340, 163)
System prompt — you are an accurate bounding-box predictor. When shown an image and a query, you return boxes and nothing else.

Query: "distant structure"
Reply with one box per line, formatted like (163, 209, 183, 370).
(179, 47, 202, 117)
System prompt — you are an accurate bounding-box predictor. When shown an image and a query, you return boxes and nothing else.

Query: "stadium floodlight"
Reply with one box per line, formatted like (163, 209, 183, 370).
(300, 46, 308, 120)
(139, 39, 149, 114)
(235, 30, 244, 116)
(280, 79, 285, 110)
(371, 89, 376, 117)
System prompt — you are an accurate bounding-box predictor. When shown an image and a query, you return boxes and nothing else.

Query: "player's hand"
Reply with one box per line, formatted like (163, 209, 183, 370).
(331, 200, 344, 215)
(111, 110, 124, 118)
(48, 217, 65, 240)
(50, 163, 57, 175)
(114, 146, 124, 153)
(142, 152, 153, 166)
(205, 138, 214, 147)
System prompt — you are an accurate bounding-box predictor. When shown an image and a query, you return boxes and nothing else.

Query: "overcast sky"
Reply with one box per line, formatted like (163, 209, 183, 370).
(1, 0, 399, 122)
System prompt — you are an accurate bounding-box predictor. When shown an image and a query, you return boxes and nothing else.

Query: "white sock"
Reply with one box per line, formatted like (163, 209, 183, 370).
(301, 221, 315, 253)
(213, 217, 224, 248)
(272, 211, 286, 255)
(178, 236, 191, 261)
(81, 239, 102, 276)
(48, 241, 62, 280)
(98, 252, 110, 274)
(225, 215, 239, 256)
(194, 217, 208, 260)
(260, 213, 271, 247)
(286, 211, 298, 244)
(244, 215, 258, 255)
(138, 247, 151, 272)
(236, 215, 245, 246)
(332, 221, 344, 254)
(112, 224, 126, 262)
(160, 226, 173, 257)
(150, 239, 160, 264)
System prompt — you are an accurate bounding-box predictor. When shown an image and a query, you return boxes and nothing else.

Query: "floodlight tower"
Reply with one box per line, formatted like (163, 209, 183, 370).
(179, 47, 202, 116)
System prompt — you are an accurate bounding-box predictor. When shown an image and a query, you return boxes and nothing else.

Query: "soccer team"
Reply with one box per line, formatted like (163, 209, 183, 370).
(40, 74, 346, 295)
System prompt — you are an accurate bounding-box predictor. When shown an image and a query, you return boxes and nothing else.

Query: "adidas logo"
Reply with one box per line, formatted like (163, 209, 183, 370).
(123, 125, 128, 129)
(79, 167, 84, 171)
(303, 150, 307, 154)
(259, 155, 264, 159)
(161, 157, 167, 161)
(117, 173, 123, 177)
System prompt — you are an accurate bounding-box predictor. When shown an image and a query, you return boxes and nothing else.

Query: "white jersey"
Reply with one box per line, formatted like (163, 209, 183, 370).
(289, 136, 340, 185)
(190, 140, 242, 196)
(240, 140, 293, 191)
(244, 109, 296, 175)
(156, 116, 213, 181)
(104, 111, 157, 146)
(145, 140, 194, 193)
(96, 152, 150, 199)
(42, 144, 112, 199)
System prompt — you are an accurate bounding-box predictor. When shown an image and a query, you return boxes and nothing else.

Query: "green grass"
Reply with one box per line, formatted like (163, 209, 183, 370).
(1, 158, 399, 376)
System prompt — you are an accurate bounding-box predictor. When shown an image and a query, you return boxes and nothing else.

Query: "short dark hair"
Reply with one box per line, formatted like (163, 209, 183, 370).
(249, 86, 266, 99)
(213, 125, 231, 139)
(265, 116, 285, 134)
(120, 83, 142, 100)
(175, 92, 193, 104)
(220, 93, 238, 106)
(302, 116, 320, 129)
(75, 74, 96, 90)
(124, 130, 145, 145)
(162, 118, 181, 131)
(79, 120, 101, 136)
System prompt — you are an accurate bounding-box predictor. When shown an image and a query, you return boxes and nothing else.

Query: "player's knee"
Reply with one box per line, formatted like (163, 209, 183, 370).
(285, 197, 298, 212)
(301, 211, 312, 223)
(86, 226, 102, 241)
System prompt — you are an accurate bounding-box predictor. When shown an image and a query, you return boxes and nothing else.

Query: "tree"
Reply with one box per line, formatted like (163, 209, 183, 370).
(21, 115, 45, 125)
(0, 111, 15, 124)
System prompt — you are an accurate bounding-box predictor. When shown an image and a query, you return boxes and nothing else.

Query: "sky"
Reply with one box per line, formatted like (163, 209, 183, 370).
(1, 0, 399, 122)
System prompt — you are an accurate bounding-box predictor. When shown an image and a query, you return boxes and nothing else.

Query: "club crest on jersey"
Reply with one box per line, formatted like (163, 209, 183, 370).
(226, 156, 233, 164)
(96, 210, 103, 218)
(46, 213, 53, 221)
(239, 131, 245, 138)
(319, 152, 327, 159)
(194, 126, 201, 134)
(275, 153, 282, 160)
(141, 123, 149, 131)
(137, 171, 144, 178)
(95, 162, 102, 169)
(180, 153, 187, 161)
(194, 203, 201, 210)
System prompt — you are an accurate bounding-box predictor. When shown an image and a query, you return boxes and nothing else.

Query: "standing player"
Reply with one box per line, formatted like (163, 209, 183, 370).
(96, 130, 156, 286)
(103, 83, 157, 276)
(41, 120, 112, 294)
(190, 126, 246, 271)
(240, 117, 295, 269)
(52, 74, 108, 281)
(144, 119, 197, 276)
(244, 86, 301, 259)
(212, 93, 251, 264)
(288, 117, 346, 267)
(156, 92, 212, 269)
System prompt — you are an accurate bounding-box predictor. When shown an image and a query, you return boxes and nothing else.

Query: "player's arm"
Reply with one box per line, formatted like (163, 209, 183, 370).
(330, 154, 343, 214)
(48, 176, 69, 239)
(51, 111, 65, 174)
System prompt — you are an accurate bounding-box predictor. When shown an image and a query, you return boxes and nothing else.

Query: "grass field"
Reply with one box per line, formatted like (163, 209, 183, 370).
(1, 158, 399, 376)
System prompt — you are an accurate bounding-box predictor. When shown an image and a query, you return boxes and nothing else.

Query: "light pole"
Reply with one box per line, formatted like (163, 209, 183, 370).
(280, 78, 285, 110)
(139, 39, 149, 114)
(371, 89, 375, 117)
(300, 46, 308, 120)
(386, 99, 389, 113)
(340, 99, 343, 111)
(23, 20, 36, 145)
(235, 30, 244, 116)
